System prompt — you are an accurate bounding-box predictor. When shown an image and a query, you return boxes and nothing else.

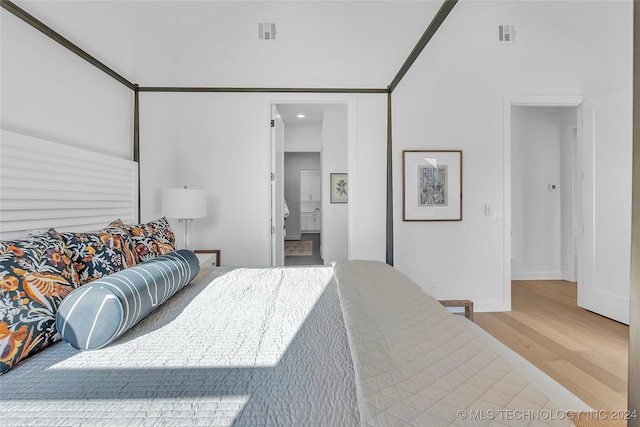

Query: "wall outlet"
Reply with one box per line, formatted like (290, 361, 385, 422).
(430, 280, 437, 291)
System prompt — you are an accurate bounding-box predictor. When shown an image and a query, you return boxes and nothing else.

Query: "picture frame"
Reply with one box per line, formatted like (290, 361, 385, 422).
(330, 173, 348, 203)
(402, 150, 462, 221)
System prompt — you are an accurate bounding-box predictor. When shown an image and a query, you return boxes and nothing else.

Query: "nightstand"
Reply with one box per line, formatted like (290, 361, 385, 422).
(439, 299, 474, 322)
(194, 250, 220, 267)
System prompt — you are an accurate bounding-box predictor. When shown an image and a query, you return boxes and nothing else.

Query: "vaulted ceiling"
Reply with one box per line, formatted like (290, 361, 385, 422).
(8, 0, 631, 91)
(12, 0, 444, 88)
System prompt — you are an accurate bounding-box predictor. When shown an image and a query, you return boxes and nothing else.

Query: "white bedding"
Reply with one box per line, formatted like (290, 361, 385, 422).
(1, 261, 589, 427)
(334, 260, 586, 427)
(0, 266, 359, 426)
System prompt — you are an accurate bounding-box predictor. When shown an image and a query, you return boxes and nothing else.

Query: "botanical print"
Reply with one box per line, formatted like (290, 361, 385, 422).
(0, 232, 79, 375)
(330, 173, 348, 203)
(418, 165, 448, 206)
(335, 178, 347, 197)
(58, 231, 134, 284)
(108, 217, 176, 262)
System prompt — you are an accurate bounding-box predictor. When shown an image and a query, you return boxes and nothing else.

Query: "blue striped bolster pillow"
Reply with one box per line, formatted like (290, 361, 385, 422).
(56, 249, 199, 350)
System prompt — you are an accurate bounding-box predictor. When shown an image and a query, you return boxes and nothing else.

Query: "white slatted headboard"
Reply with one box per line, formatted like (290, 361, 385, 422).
(0, 130, 138, 240)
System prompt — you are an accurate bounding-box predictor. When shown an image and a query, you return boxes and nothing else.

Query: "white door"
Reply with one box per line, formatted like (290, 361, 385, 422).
(270, 105, 285, 267)
(578, 89, 632, 324)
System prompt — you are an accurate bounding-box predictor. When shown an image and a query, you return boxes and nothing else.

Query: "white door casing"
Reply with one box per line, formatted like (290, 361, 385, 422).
(504, 95, 584, 312)
(270, 105, 285, 267)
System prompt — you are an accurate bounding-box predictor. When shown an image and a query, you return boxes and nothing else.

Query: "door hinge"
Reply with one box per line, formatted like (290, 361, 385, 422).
(271, 172, 275, 181)
(271, 120, 275, 127)
(271, 225, 275, 234)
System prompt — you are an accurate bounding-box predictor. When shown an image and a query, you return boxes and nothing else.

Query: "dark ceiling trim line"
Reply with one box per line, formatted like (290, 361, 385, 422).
(133, 85, 140, 164)
(386, 91, 394, 266)
(133, 85, 141, 223)
(388, 0, 458, 93)
(138, 87, 389, 94)
(0, 0, 136, 91)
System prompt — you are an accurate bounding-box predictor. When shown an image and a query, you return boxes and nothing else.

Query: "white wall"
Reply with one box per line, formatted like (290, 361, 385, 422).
(583, 3, 634, 99)
(351, 94, 387, 263)
(511, 106, 575, 280)
(138, 93, 386, 267)
(139, 93, 178, 225)
(392, 0, 632, 311)
(284, 127, 322, 152)
(1, 9, 132, 159)
(321, 110, 348, 263)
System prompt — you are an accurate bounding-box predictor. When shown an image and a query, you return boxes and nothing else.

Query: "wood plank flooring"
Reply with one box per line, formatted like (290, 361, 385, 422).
(475, 280, 629, 413)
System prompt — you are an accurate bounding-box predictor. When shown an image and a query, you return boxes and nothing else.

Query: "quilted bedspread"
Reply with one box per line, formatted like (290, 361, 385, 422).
(1, 266, 359, 426)
(334, 260, 573, 427)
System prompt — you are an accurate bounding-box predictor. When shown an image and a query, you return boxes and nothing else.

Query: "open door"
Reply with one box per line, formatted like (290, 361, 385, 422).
(270, 105, 285, 266)
(579, 91, 632, 324)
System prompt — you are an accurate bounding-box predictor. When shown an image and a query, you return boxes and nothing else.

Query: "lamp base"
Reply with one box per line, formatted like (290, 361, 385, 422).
(178, 218, 194, 250)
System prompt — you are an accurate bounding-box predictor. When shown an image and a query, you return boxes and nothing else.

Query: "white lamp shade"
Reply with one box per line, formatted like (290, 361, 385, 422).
(162, 188, 208, 219)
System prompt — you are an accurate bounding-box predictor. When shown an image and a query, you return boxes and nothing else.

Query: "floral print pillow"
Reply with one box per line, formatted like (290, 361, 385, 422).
(108, 218, 176, 262)
(0, 231, 80, 375)
(101, 224, 139, 266)
(56, 230, 135, 285)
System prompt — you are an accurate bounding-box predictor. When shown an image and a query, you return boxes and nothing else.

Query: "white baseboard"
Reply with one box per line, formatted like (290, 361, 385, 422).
(511, 271, 564, 281)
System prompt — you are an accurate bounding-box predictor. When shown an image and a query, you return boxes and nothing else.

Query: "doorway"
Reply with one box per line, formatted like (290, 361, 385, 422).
(270, 102, 349, 267)
(507, 93, 632, 325)
(503, 95, 583, 311)
(511, 105, 578, 282)
(284, 162, 323, 266)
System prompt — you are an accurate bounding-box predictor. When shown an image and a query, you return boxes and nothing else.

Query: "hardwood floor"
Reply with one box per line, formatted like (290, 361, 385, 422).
(475, 280, 629, 412)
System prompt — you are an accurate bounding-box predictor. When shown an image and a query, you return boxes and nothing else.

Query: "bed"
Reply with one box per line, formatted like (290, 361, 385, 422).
(0, 131, 589, 425)
(1, 259, 590, 426)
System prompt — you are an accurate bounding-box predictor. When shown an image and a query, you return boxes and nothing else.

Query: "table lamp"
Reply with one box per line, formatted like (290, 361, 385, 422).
(162, 186, 207, 250)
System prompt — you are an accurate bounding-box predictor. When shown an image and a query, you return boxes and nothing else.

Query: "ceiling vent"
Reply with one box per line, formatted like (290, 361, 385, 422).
(498, 25, 516, 43)
(259, 23, 277, 41)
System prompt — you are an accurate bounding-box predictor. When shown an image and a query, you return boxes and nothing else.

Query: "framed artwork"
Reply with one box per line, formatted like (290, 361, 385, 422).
(330, 173, 348, 203)
(402, 150, 462, 221)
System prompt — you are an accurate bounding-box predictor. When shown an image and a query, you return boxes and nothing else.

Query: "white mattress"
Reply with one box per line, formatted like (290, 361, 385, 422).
(0, 266, 360, 426)
(334, 260, 586, 427)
